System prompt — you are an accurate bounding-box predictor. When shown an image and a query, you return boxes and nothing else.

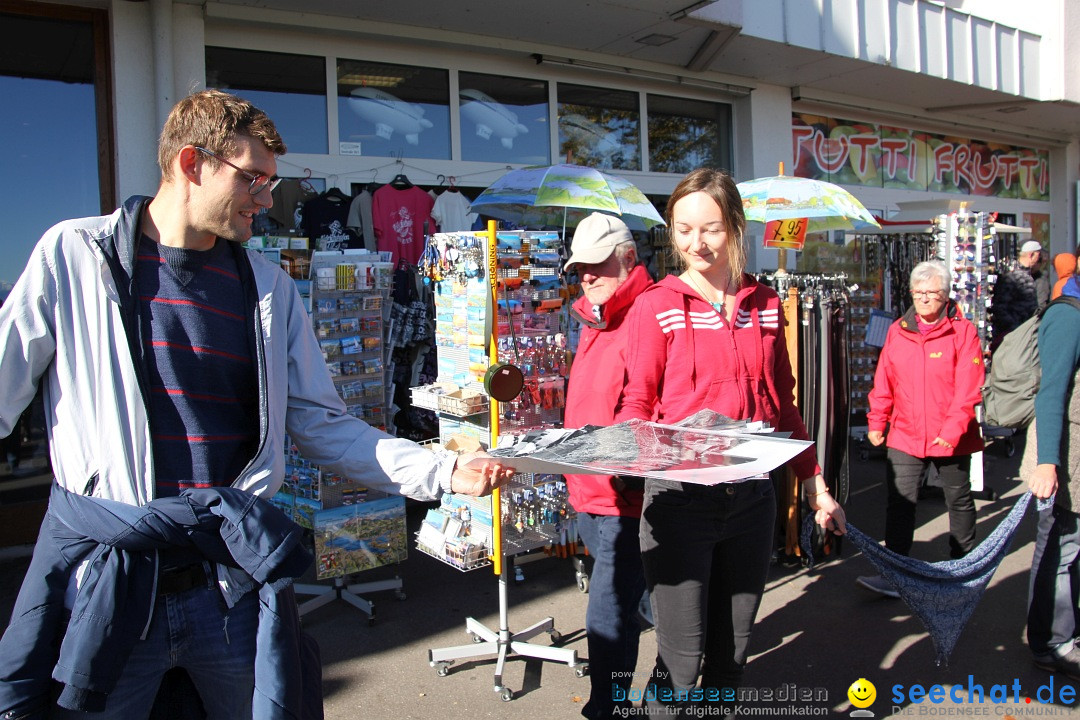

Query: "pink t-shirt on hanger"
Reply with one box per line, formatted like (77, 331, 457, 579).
(372, 185, 437, 266)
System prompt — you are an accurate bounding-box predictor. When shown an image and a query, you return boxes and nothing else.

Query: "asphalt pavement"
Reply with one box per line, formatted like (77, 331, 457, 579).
(2, 435, 1078, 719)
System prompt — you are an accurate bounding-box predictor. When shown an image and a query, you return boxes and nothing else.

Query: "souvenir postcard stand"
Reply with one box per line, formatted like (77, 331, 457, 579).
(284, 250, 408, 623)
(421, 224, 583, 701)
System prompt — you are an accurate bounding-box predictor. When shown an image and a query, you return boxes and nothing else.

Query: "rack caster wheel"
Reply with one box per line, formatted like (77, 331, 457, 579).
(433, 662, 452, 677)
(549, 630, 562, 644)
(499, 687, 513, 702)
(576, 575, 589, 593)
(575, 664, 589, 678)
(395, 590, 407, 601)
(469, 632, 483, 643)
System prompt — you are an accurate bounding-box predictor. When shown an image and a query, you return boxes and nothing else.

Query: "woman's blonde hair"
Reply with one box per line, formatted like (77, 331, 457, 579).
(664, 168, 747, 282)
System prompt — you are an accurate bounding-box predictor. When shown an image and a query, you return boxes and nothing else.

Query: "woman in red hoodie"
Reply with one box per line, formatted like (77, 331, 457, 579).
(616, 168, 846, 710)
(858, 260, 984, 597)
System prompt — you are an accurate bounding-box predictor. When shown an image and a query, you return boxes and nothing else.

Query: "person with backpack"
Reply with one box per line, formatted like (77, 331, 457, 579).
(1023, 265, 1080, 680)
(858, 260, 985, 598)
(991, 240, 1049, 349)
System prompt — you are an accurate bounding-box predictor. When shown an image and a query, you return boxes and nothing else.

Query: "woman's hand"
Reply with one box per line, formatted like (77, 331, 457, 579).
(931, 436, 952, 449)
(1028, 463, 1058, 500)
(804, 474, 847, 535)
(866, 430, 884, 446)
(451, 452, 516, 496)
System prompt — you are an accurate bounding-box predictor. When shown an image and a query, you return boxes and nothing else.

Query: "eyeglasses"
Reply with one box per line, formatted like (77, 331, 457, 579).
(911, 290, 944, 299)
(194, 147, 281, 195)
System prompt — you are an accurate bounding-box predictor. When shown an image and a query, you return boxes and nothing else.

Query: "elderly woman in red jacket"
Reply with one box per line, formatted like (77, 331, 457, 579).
(859, 260, 985, 597)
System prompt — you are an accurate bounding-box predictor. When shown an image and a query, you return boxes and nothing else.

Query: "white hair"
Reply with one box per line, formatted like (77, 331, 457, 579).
(909, 260, 951, 293)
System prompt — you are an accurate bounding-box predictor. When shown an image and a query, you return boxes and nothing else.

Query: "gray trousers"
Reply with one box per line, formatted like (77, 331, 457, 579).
(1028, 504, 1080, 659)
(639, 478, 775, 713)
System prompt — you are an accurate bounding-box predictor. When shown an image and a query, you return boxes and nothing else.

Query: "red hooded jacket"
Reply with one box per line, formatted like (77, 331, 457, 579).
(867, 302, 985, 458)
(615, 274, 820, 481)
(563, 264, 654, 516)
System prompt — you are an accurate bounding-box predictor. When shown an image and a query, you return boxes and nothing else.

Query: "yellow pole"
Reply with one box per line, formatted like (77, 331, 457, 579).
(484, 219, 503, 576)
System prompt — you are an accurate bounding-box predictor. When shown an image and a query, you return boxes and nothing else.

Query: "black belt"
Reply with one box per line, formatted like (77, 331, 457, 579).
(158, 562, 211, 596)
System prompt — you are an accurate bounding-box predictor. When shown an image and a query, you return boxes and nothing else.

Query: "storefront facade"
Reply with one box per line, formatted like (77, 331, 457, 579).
(2, 0, 1078, 289)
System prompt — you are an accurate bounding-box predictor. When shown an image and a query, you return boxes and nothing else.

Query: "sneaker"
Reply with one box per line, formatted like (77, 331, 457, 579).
(856, 574, 900, 599)
(1034, 647, 1080, 682)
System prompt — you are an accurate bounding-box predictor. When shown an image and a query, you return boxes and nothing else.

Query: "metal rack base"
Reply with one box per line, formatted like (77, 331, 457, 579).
(295, 575, 404, 625)
(427, 555, 584, 701)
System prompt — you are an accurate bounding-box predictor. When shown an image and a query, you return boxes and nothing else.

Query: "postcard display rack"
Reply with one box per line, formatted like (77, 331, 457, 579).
(417, 226, 584, 701)
(273, 249, 410, 623)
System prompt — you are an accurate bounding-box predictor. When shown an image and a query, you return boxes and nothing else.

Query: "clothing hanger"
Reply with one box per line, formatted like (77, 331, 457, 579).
(448, 176, 458, 192)
(299, 168, 317, 195)
(390, 173, 413, 190)
(322, 187, 350, 202)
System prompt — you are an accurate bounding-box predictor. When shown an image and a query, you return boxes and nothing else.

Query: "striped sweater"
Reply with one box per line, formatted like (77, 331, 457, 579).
(616, 273, 820, 481)
(136, 236, 258, 496)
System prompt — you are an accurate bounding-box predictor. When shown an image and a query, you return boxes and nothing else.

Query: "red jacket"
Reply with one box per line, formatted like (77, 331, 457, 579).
(564, 264, 654, 516)
(615, 274, 820, 481)
(867, 302, 985, 458)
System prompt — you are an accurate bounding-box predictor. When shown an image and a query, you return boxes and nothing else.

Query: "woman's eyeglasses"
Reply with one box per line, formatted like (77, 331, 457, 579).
(911, 290, 944, 299)
(195, 147, 281, 195)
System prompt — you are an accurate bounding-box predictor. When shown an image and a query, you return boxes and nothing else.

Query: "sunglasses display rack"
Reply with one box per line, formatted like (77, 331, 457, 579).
(939, 211, 997, 351)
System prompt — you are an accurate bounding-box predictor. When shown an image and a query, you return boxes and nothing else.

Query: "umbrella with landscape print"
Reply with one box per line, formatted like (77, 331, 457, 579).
(469, 163, 665, 233)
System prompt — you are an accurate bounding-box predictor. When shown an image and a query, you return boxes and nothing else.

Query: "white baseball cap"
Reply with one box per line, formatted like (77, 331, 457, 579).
(1021, 240, 1043, 254)
(563, 213, 633, 272)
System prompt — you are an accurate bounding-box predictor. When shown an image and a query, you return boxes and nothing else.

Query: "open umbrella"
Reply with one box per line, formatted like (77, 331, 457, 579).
(736, 174, 880, 234)
(469, 163, 665, 233)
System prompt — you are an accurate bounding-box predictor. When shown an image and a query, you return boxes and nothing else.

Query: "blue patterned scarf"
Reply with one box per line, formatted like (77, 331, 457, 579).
(802, 492, 1035, 665)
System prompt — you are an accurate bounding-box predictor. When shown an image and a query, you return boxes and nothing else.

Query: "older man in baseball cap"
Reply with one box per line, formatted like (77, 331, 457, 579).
(992, 239, 1050, 345)
(563, 212, 655, 719)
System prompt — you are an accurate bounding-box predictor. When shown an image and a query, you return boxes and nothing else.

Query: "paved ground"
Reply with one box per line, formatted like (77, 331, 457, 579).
(2, 435, 1078, 718)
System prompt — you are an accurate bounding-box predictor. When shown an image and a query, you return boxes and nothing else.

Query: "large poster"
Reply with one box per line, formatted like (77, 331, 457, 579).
(792, 114, 1049, 201)
(313, 495, 408, 580)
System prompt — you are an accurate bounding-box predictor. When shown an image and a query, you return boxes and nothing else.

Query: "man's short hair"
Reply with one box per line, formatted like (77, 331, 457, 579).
(158, 89, 287, 180)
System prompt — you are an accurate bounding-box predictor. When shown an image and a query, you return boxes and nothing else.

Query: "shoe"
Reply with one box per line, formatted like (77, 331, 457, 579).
(856, 574, 900, 598)
(1034, 647, 1080, 682)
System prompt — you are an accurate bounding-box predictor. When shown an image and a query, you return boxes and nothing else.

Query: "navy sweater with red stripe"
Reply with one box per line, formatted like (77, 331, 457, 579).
(136, 236, 258, 496)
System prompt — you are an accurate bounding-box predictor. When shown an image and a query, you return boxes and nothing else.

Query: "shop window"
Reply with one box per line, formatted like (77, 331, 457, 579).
(337, 60, 450, 161)
(647, 94, 732, 175)
(458, 72, 550, 165)
(557, 84, 640, 171)
(0, 6, 110, 289)
(206, 47, 327, 156)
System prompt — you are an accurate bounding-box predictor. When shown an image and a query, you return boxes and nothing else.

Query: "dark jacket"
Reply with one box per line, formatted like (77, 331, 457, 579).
(0, 484, 314, 719)
(992, 264, 1049, 337)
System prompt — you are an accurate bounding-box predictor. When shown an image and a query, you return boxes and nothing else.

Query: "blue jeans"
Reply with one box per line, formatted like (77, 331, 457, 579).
(54, 583, 259, 719)
(575, 512, 649, 720)
(1028, 504, 1080, 659)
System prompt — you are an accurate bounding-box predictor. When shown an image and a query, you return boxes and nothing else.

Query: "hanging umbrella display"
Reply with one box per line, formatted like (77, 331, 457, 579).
(469, 163, 665, 233)
(737, 173, 880, 245)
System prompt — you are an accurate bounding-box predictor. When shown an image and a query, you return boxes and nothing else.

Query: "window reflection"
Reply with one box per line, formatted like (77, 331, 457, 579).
(557, 84, 640, 171)
(337, 60, 450, 160)
(1, 12, 100, 289)
(459, 72, 549, 165)
(647, 94, 732, 174)
(206, 47, 328, 155)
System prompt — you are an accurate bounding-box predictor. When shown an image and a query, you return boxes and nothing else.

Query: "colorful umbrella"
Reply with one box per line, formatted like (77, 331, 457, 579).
(470, 163, 665, 232)
(736, 175, 880, 234)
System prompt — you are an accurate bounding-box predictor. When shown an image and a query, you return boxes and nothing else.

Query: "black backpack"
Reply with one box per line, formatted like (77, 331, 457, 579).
(982, 296, 1080, 429)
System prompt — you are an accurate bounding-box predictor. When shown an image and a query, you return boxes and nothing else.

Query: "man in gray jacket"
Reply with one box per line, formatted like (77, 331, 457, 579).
(0, 89, 511, 719)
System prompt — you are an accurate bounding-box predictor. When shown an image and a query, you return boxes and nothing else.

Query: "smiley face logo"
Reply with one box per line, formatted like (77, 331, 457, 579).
(847, 678, 876, 709)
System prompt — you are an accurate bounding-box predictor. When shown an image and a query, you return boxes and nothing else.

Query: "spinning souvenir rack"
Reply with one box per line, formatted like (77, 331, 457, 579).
(416, 223, 584, 701)
(938, 211, 998, 352)
(270, 250, 409, 623)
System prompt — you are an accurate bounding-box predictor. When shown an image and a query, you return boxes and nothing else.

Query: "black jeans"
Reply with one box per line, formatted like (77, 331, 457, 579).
(885, 448, 976, 558)
(639, 478, 775, 714)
